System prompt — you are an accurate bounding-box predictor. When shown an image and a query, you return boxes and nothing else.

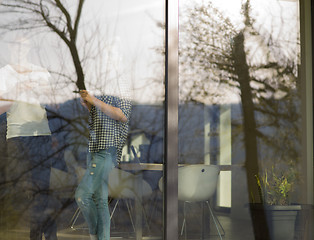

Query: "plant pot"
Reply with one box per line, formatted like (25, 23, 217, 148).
(250, 203, 301, 240)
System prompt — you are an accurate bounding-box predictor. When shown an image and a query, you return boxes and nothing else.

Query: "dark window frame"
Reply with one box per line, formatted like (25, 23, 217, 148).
(163, 0, 179, 239)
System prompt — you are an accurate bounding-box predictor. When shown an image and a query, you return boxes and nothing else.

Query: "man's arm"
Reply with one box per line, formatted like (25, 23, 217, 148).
(79, 90, 128, 123)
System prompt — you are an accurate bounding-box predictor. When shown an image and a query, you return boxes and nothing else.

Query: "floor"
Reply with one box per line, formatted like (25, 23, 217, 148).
(0, 214, 255, 240)
(0, 197, 312, 240)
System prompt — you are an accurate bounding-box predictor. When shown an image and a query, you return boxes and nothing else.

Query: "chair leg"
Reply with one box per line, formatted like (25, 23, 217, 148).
(72, 198, 151, 234)
(141, 202, 151, 233)
(180, 218, 186, 236)
(70, 207, 81, 229)
(147, 192, 159, 226)
(206, 201, 225, 239)
(125, 200, 136, 232)
(111, 198, 151, 233)
(108, 198, 116, 228)
(180, 201, 187, 239)
(110, 199, 137, 232)
(71, 200, 116, 230)
(110, 199, 120, 219)
(70, 208, 89, 230)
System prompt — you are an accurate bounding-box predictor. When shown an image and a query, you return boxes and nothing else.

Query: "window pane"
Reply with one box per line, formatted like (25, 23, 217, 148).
(179, 0, 308, 239)
(0, 1, 165, 239)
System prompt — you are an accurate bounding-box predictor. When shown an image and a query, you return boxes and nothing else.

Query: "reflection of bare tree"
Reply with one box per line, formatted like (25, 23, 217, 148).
(180, 1, 300, 238)
(0, 1, 92, 235)
(180, 0, 299, 201)
(0, 0, 134, 174)
(0, 0, 129, 162)
(0, 2, 146, 238)
(0, 0, 86, 90)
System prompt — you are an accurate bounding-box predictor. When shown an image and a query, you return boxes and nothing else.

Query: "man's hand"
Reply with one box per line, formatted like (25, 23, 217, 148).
(79, 90, 95, 105)
(78, 90, 127, 122)
(78, 90, 93, 111)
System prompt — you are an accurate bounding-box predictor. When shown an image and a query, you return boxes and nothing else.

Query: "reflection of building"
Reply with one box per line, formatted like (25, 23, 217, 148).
(0, 96, 302, 223)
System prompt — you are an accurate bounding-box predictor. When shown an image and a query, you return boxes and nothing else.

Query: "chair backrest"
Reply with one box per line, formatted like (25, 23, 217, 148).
(178, 165, 220, 202)
(158, 165, 220, 202)
(131, 145, 141, 163)
(108, 168, 152, 199)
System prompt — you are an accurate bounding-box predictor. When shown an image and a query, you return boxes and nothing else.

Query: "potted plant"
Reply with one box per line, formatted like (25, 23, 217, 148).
(251, 164, 301, 240)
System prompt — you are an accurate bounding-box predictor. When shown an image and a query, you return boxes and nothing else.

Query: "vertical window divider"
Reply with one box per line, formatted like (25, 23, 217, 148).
(300, 0, 314, 205)
(164, 0, 179, 239)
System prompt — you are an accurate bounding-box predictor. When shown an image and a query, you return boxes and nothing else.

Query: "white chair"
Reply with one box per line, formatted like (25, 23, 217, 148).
(50, 150, 86, 199)
(108, 167, 153, 232)
(70, 167, 153, 232)
(159, 165, 224, 239)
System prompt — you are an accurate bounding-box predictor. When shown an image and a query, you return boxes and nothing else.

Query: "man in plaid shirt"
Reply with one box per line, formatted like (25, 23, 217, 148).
(75, 90, 131, 240)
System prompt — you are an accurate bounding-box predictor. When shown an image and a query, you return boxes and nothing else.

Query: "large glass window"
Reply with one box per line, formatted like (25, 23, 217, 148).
(0, 1, 312, 240)
(0, 1, 165, 239)
(178, 0, 312, 239)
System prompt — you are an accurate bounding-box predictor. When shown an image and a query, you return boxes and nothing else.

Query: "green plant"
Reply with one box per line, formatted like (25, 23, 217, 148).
(255, 166, 297, 205)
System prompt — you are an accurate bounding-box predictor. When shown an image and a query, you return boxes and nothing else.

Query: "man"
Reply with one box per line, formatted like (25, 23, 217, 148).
(75, 90, 131, 240)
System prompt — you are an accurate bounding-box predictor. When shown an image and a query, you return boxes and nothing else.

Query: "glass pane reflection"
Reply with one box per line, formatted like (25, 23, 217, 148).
(0, 1, 164, 239)
(179, 0, 304, 239)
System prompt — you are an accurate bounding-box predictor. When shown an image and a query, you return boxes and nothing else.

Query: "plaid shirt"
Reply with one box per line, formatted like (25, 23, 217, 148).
(88, 95, 132, 163)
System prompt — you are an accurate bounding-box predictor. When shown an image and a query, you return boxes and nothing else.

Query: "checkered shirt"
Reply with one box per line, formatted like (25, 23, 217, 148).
(88, 95, 132, 163)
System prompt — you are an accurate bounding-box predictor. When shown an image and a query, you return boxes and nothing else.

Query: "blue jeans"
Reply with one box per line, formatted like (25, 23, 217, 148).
(75, 148, 116, 240)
